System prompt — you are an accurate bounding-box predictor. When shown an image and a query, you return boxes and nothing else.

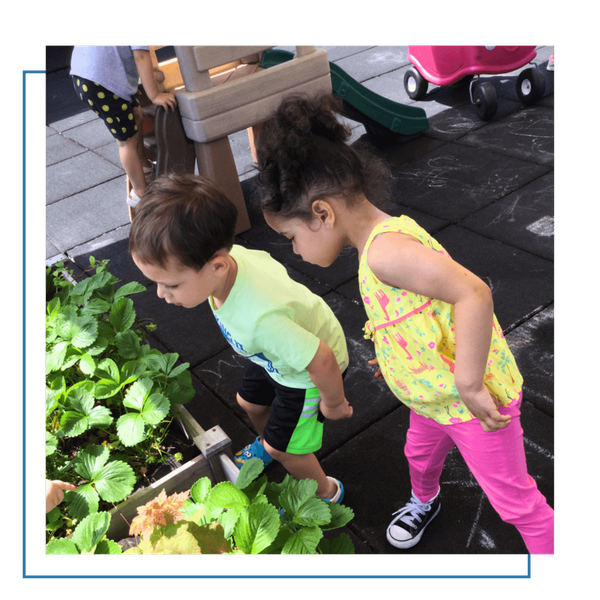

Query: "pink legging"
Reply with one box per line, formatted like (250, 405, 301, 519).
(405, 397, 554, 554)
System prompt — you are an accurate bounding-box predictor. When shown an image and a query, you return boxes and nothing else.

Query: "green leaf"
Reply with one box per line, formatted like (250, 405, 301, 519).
(67, 483, 99, 520)
(46, 341, 69, 374)
(317, 532, 355, 554)
(79, 298, 111, 316)
(71, 315, 99, 349)
(164, 371, 195, 404)
(94, 379, 121, 399)
(141, 392, 170, 425)
(61, 410, 92, 437)
(95, 539, 123, 554)
(321, 502, 355, 531)
(116, 412, 147, 446)
(276, 478, 333, 527)
(95, 358, 120, 384)
(168, 362, 190, 379)
(115, 330, 141, 359)
(73, 445, 109, 480)
(79, 353, 96, 376)
(94, 460, 136, 502)
(190, 477, 212, 504)
(114, 281, 146, 299)
(123, 377, 153, 411)
(46, 431, 57, 456)
(85, 336, 108, 357)
(158, 353, 179, 375)
(46, 538, 80, 555)
(208, 481, 250, 509)
(109, 297, 135, 332)
(72, 511, 111, 553)
(233, 501, 280, 554)
(282, 526, 323, 554)
(235, 457, 265, 490)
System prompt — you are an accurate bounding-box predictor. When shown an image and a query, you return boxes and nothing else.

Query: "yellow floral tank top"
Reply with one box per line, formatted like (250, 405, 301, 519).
(360, 216, 523, 425)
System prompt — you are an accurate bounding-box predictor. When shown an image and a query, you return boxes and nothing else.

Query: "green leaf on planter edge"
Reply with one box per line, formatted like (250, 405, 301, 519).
(46, 538, 80, 555)
(94, 539, 123, 554)
(235, 457, 265, 490)
(141, 392, 170, 425)
(123, 377, 154, 411)
(94, 459, 136, 502)
(190, 477, 212, 504)
(79, 298, 111, 316)
(321, 502, 355, 531)
(67, 483, 99, 521)
(164, 371, 195, 404)
(233, 501, 280, 555)
(282, 526, 323, 554)
(317, 532, 355, 554)
(115, 329, 141, 359)
(116, 412, 147, 446)
(158, 352, 179, 375)
(114, 281, 146, 299)
(208, 481, 250, 510)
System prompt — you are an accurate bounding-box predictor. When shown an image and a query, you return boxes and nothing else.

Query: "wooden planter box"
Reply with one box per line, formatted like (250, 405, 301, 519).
(107, 403, 239, 541)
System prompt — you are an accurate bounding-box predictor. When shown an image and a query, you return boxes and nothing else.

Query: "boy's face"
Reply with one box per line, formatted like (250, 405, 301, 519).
(132, 253, 216, 309)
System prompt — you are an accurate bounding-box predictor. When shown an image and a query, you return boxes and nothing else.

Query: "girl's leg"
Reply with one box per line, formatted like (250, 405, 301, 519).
(405, 410, 455, 502)
(447, 399, 554, 554)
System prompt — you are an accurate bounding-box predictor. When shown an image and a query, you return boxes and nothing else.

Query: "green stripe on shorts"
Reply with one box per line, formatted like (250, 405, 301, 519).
(285, 387, 323, 455)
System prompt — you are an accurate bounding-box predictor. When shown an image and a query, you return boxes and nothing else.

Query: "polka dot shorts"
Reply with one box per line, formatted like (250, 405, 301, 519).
(72, 76, 140, 142)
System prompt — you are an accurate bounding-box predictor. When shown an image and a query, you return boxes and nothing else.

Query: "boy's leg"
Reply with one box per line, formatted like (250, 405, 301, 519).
(262, 443, 338, 500)
(236, 393, 271, 438)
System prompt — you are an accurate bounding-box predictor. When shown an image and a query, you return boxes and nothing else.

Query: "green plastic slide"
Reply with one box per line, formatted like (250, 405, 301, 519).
(260, 49, 429, 138)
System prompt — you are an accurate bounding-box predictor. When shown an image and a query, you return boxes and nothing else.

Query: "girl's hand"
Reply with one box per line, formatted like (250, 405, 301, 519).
(368, 357, 384, 380)
(460, 387, 511, 432)
(321, 398, 353, 421)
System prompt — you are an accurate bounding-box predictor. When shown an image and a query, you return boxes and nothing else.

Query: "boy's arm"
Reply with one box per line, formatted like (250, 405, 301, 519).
(305, 341, 352, 420)
(133, 50, 177, 112)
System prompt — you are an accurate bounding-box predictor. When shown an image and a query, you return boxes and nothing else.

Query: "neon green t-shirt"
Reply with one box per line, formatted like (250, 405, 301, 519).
(209, 245, 349, 389)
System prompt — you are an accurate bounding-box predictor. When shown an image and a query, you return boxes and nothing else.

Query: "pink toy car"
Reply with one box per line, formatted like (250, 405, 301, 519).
(404, 46, 546, 120)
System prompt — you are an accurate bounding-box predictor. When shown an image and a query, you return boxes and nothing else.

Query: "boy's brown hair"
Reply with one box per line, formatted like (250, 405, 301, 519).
(129, 173, 238, 270)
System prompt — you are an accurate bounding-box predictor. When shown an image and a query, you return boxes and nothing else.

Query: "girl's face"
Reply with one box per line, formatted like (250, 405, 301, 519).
(264, 209, 342, 268)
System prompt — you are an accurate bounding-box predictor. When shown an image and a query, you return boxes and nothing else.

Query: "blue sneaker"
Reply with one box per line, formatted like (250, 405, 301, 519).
(234, 436, 274, 467)
(324, 477, 345, 504)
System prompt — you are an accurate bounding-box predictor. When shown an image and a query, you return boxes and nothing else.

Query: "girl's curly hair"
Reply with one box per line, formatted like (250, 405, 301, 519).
(255, 92, 391, 221)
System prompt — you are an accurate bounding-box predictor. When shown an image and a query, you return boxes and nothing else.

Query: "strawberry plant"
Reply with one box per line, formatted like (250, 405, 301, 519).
(123, 458, 356, 554)
(46, 258, 195, 542)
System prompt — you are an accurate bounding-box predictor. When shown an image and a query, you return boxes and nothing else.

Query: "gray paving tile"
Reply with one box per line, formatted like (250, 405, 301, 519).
(46, 133, 86, 166)
(333, 46, 409, 83)
(93, 141, 125, 171)
(48, 108, 98, 133)
(62, 117, 116, 150)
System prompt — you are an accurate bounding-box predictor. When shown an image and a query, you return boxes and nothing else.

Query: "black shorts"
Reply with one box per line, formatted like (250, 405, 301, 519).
(72, 75, 140, 142)
(238, 362, 327, 455)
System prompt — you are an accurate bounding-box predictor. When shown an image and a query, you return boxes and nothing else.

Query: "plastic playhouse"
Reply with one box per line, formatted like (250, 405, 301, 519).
(404, 46, 546, 120)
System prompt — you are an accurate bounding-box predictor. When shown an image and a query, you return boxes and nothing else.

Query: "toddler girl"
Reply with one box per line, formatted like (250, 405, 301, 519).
(254, 93, 554, 553)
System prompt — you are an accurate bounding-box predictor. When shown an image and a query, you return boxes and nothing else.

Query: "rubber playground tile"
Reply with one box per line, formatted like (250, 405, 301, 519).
(506, 306, 554, 417)
(457, 106, 554, 167)
(388, 142, 550, 222)
(332, 46, 409, 84)
(460, 171, 554, 261)
(62, 116, 116, 150)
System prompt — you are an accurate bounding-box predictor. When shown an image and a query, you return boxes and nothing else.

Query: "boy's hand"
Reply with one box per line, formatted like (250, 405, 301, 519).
(321, 398, 353, 421)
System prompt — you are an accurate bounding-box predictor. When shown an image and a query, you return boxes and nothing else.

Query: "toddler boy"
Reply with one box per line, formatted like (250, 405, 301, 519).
(129, 173, 351, 502)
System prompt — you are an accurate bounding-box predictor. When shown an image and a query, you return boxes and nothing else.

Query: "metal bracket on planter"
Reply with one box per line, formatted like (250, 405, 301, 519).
(170, 403, 238, 483)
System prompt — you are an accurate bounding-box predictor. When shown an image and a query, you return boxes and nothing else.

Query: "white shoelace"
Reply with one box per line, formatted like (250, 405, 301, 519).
(392, 493, 432, 527)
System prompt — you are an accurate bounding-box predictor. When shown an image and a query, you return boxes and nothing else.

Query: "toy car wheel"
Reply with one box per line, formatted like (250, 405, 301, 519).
(404, 67, 428, 100)
(473, 81, 497, 120)
(516, 68, 546, 105)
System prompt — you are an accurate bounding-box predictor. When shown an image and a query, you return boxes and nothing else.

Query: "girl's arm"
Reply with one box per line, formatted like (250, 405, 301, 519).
(368, 233, 511, 432)
(306, 341, 353, 420)
(133, 50, 177, 112)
